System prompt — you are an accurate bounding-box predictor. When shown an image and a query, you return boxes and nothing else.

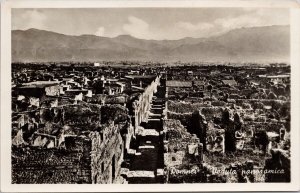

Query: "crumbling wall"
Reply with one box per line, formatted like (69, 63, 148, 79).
(264, 149, 290, 182)
(100, 104, 128, 124)
(62, 104, 102, 126)
(163, 119, 204, 183)
(206, 124, 225, 154)
(12, 103, 130, 184)
(190, 110, 207, 151)
(45, 85, 60, 96)
(167, 100, 204, 114)
(167, 111, 192, 127)
(89, 123, 125, 184)
(12, 137, 92, 184)
(132, 76, 160, 129)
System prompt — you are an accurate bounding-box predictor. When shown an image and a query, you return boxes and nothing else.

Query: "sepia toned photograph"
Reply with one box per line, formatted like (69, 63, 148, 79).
(1, 0, 300, 192)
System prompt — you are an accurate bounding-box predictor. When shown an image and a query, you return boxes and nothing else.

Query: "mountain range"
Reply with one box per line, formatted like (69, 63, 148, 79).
(12, 25, 290, 63)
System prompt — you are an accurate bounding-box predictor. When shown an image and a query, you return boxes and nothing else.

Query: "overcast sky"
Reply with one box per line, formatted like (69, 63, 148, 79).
(12, 8, 289, 40)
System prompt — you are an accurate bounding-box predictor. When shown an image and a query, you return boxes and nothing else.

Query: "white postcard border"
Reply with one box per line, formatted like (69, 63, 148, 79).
(1, 0, 300, 192)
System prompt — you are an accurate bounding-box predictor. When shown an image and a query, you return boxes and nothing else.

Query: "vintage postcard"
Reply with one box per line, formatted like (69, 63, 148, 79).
(1, 0, 300, 192)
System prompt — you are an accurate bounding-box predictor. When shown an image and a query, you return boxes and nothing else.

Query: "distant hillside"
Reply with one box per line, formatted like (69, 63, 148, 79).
(12, 25, 290, 63)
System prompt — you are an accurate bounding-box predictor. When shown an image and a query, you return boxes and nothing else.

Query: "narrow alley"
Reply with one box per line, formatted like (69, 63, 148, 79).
(127, 85, 166, 184)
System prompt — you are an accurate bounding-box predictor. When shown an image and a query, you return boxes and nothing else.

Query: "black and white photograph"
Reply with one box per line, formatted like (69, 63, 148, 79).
(1, 0, 300, 192)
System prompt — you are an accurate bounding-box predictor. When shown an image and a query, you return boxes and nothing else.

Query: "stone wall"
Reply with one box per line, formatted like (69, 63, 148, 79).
(132, 76, 160, 130)
(45, 85, 60, 96)
(264, 149, 290, 182)
(89, 123, 126, 184)
(12, 122, 128, 184)
(12, 137, 92, 184)
(163, 119, 204, 183)
(12, 102, 130, 184)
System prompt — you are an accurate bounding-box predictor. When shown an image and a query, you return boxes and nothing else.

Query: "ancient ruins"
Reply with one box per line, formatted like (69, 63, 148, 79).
(11, 62, 291, 183)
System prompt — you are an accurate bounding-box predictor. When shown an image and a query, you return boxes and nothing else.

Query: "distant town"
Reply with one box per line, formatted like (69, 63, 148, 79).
(11, 61, 290, 184)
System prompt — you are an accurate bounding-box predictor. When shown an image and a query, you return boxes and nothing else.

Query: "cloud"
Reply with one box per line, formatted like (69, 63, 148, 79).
(123, 16, 150, 38)
(14, 9, 47, 30)
(12, 8, 289, 40)
(176, 21, 214, 31)
(215, 13, 262, 30)
(175, 9, 290, 38)
(213, 17, 257, 34)
(214, 9, 289, 32)
(95, 27, 105, 36)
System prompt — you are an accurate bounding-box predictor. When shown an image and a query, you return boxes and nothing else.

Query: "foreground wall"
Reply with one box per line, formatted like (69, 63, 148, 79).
(12, 137, 92, 184)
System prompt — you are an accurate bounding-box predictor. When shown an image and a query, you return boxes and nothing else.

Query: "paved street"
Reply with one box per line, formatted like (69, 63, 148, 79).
(128, 86, 165, 184)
